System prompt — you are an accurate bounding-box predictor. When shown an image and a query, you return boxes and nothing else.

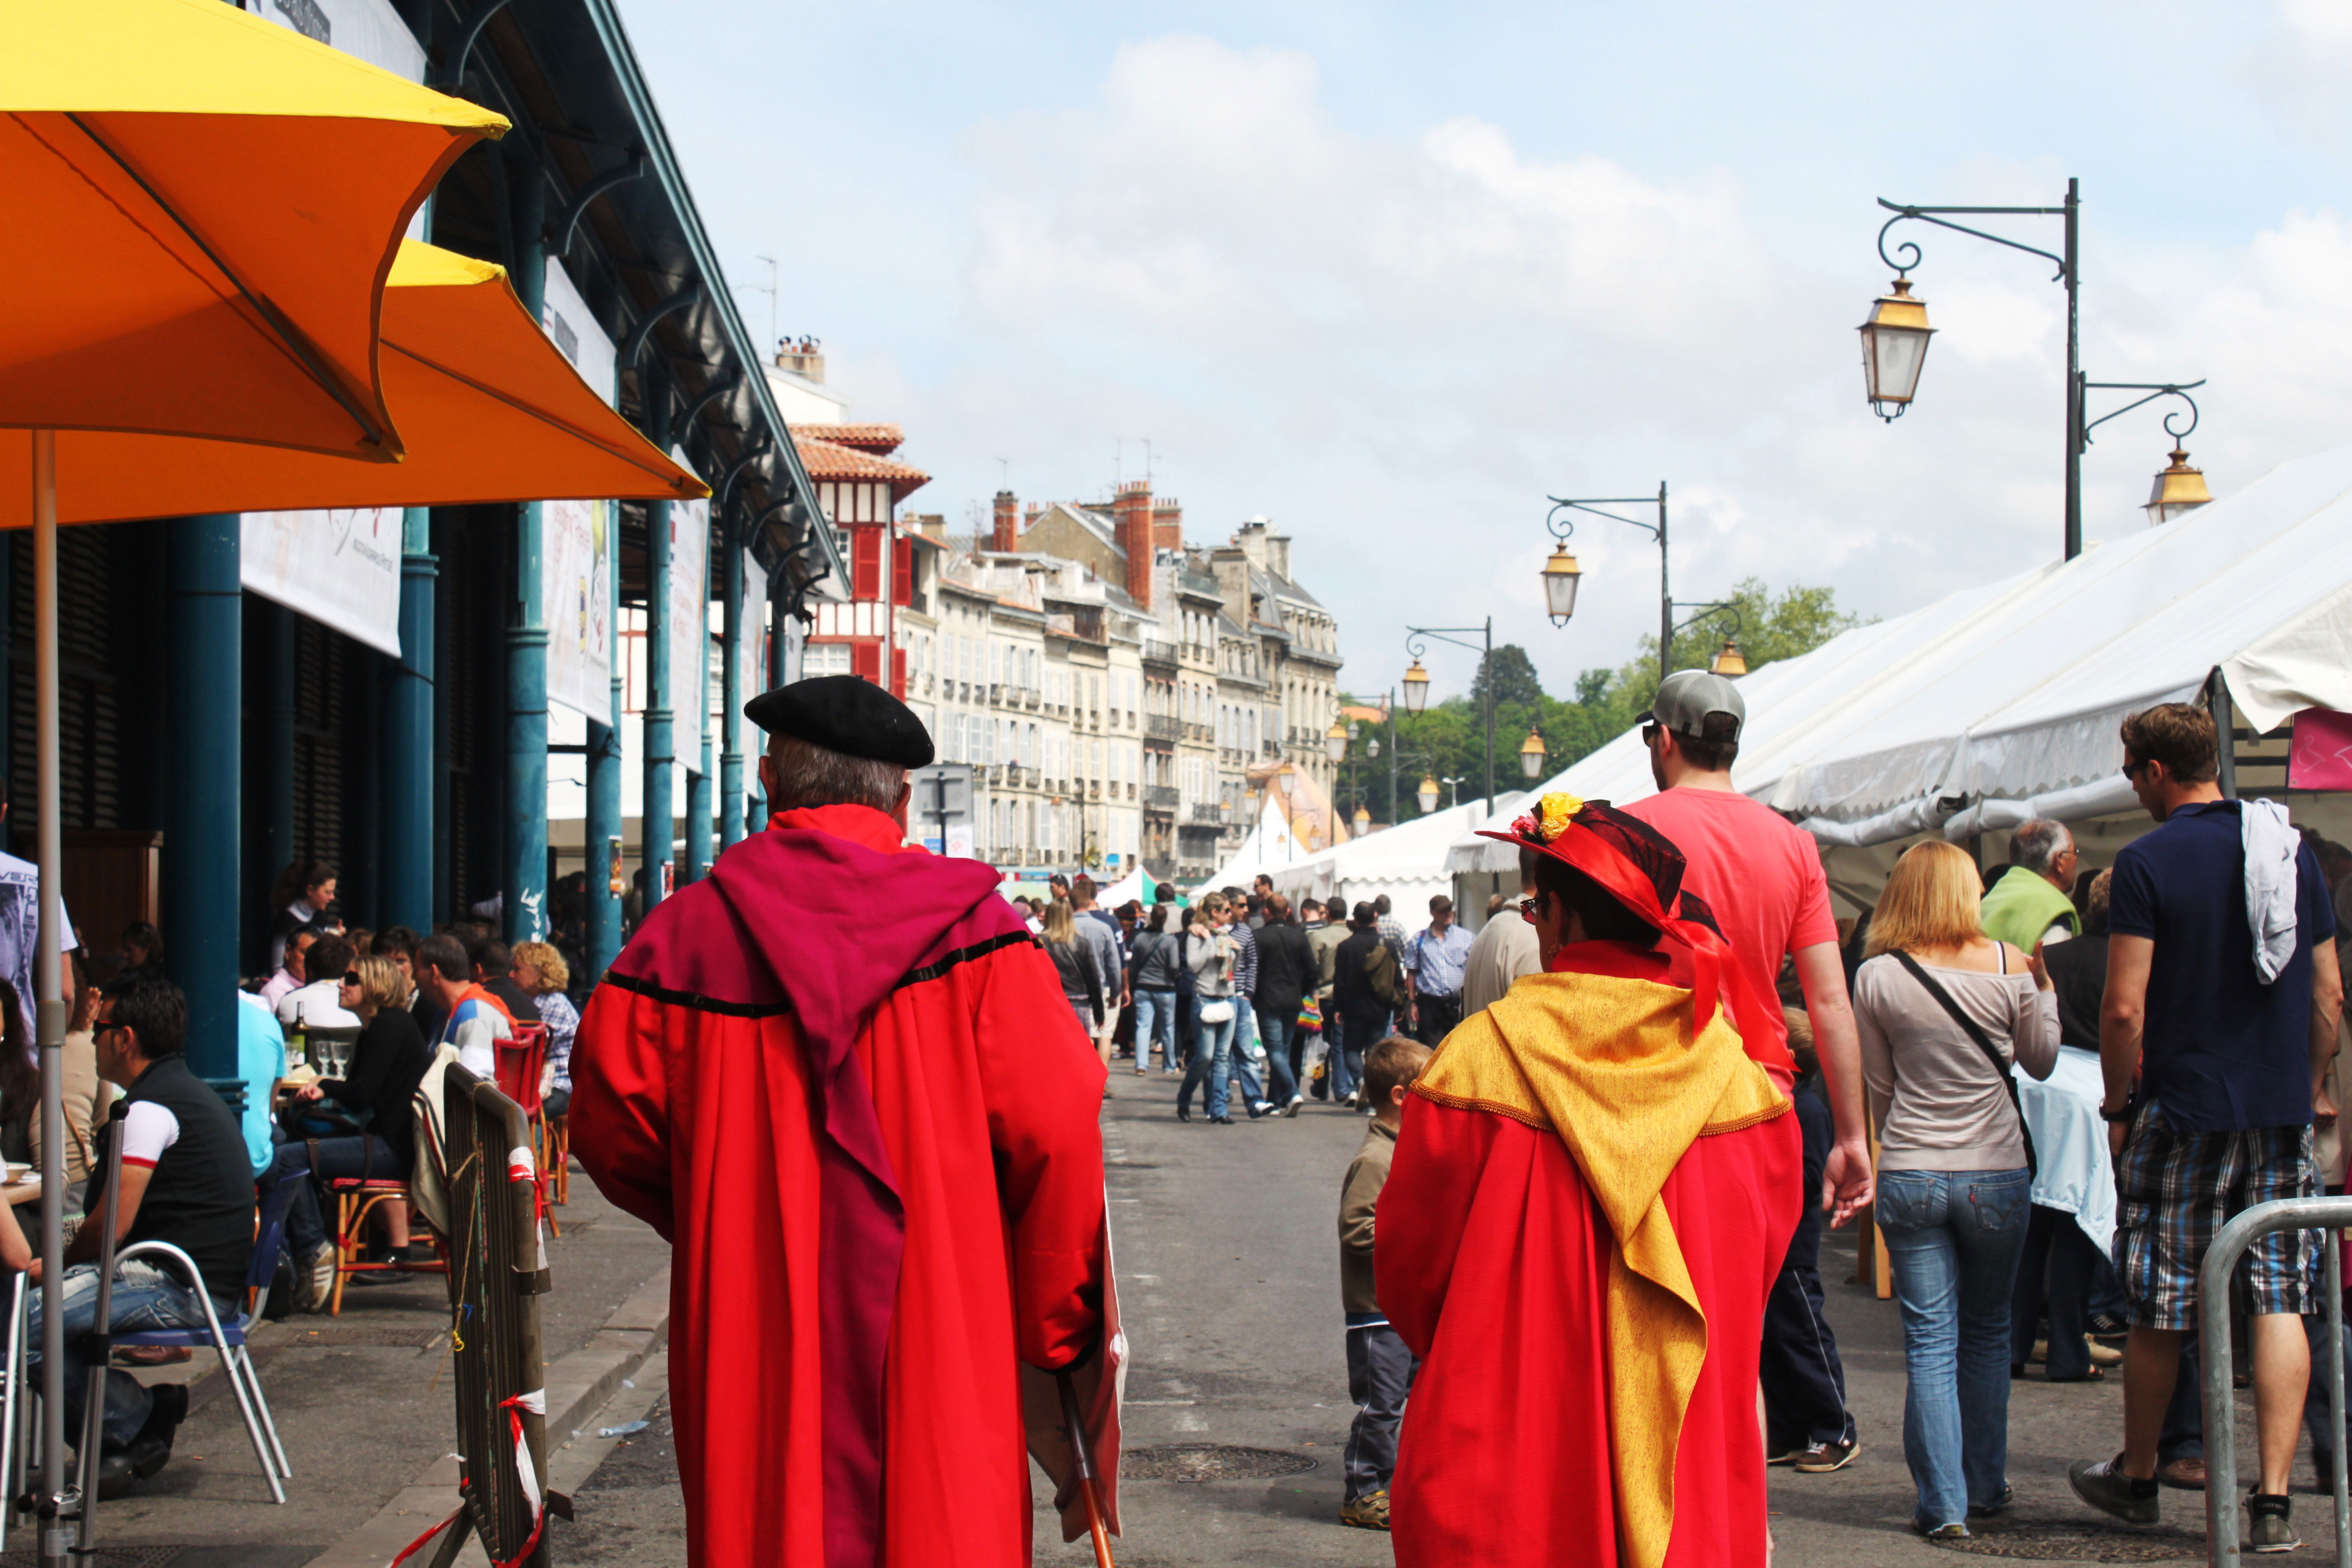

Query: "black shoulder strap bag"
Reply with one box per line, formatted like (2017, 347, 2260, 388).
(1890, 950, 2037, 1177)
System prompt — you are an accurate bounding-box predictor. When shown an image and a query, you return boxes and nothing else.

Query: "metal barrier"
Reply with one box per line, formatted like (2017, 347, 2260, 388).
(2201, 1196, 2352, 1568)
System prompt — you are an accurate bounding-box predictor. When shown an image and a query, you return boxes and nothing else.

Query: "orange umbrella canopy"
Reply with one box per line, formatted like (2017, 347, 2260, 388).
(0, 0, 508, 458)
(0, 243, 707, 524)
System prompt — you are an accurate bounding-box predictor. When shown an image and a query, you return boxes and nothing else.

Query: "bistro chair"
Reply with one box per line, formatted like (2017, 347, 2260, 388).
(534, 1109, 570, 1210)
(324, 1175, 447, 1317)
(101, 1176, 304, 1504)
(495, 1025, 559, 1239)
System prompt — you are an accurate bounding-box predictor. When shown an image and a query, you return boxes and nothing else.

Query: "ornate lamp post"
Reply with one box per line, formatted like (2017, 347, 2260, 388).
(1670, 600, 1748, 677)
(1518, 727, 1549, 781)
(1400, 619, 1495, 806)
(1864, 180, 2209, 558)
(1543, 487, 1673, 682)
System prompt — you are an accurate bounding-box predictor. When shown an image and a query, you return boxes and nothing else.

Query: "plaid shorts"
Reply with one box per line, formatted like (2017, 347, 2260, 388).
(2113, 1103, 2319, 1330)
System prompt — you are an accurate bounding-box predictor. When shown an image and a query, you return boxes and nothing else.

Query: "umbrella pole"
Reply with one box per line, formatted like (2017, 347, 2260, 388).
(31, 431, 68, 1568)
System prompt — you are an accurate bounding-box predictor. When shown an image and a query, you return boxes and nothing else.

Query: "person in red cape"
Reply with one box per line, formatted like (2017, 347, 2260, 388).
(1377, 792, 1801, 1568)
(569, 676, 1110, 1568)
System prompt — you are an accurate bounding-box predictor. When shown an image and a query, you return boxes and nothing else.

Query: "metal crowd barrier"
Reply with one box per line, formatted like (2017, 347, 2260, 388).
(2202, 1196, 2352, 1568)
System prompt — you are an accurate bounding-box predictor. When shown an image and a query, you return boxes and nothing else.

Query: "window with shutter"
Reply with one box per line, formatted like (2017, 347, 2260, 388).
(852, 641, 882, 684)
(853, 529, 881, 601)
(892, 538, 913, 607)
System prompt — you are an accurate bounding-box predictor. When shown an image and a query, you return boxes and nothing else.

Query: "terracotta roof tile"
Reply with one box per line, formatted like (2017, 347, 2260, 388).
(790, 423, 904, 454)
(792, 435, 931, 503)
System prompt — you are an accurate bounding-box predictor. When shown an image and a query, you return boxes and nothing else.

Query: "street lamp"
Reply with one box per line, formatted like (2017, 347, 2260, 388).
(1440, 775, 1466, 810)
(1545, 487, 1672, 683)
(1400, 658, 1431, 715)
(1416, 775, 1439, 815)
(1540, 542, 1583, 626)
(1518, 728, 1548, 781)
(1275, 764, 1296, 797)
(1353, 804, 1372, 836)
(1865, 181, 2209, 561)
(1670, 600, 1749, 678)
(2147, 446, 2212, 526)
(1401, 620, 1496, 806)
(1324, 718, 1348, 763)
(1858, 276, 1934, 419)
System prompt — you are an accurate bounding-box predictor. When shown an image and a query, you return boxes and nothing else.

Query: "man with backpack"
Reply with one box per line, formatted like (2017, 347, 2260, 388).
(1333, 902, 1409, 1107)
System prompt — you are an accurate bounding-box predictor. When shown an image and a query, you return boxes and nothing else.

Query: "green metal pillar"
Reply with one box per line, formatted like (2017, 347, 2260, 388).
(505, 163, 550, 942)
(719, 522, 745, 849)
(164, 514, 241, 1079)
(245, 601, 294, 975)
(381, 505, 436, 931)
(641, 369, 674, 912)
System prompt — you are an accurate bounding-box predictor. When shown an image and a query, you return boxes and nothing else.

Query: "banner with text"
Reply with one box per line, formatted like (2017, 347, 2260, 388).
(545, 497, 612, 723)
(741, 552, 768, 710)
(669, 451, 708, 768)
(241, 507, 404, 657)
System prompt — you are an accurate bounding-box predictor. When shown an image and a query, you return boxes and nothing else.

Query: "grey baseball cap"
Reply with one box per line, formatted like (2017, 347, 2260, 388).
(1650, 669, 1746, 741)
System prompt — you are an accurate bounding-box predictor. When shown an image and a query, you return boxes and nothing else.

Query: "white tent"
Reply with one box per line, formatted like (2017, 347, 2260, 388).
(1265, 792, 1527, 918)
(1194, 794, 1308, 893)
(1452, 444, 2352, 874)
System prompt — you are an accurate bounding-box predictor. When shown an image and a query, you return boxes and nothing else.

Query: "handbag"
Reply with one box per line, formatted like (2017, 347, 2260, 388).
(1890, 950, 2037, 1177)
(1197, 998, 1235, 1025)
(1296, 997, 1323, 1032)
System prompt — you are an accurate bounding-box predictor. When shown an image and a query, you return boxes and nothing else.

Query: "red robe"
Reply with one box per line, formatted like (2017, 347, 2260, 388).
(570, 805, 1108, 1568)
(1377, 942, 1801, 1568)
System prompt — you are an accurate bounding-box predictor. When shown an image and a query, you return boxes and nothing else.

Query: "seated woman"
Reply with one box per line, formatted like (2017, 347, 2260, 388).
(509, 940, 577, 1117)
(265, 954, 433, 1311)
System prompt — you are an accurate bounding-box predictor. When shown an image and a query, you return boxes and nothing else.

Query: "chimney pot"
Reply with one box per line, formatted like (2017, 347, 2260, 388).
(1114, 481, 1155, 610)
(991, 490, 1018, 553)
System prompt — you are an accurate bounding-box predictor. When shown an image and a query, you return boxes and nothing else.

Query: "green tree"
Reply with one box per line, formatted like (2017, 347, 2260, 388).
(1470, 644, 1546, 711)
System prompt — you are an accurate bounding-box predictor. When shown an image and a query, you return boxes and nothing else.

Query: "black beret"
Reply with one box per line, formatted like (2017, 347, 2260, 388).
(743, 675, 934, 768)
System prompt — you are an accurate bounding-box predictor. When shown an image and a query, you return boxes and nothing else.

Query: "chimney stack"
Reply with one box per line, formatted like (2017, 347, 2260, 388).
(1113, 480, 1154, 609)
(1152, 496, 1182, 552)
(991, 490, 1018, 552)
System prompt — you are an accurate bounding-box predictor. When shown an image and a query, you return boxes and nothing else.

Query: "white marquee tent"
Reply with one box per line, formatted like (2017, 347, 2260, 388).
(1450, 444, 2352, 883)
(1257, 792, 1527, 916)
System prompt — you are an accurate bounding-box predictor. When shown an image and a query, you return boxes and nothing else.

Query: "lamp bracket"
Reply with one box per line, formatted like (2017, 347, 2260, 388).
(1669, 599, 1743, 639)
(1875, 198, 2067, 283)
(2080, 379, 2204, 448)
(1403, 624, 1488, 662)
(1545, 496, 1659, 544)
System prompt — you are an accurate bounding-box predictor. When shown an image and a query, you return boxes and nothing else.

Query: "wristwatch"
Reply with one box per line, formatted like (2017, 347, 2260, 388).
(2100, 1094, 2140, 1124)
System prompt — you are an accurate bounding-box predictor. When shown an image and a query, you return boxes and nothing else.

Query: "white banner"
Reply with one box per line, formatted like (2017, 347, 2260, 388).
(545, 496, 612, 723)
(241, 508, 403, 657)
(540, 260, 617, 406)
(741, 552, 769, 706)
(669, 455, 708, 768)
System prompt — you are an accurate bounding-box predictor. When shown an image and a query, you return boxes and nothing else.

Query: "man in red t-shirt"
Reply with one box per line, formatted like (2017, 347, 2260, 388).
(1623, 669, 1874, 1474)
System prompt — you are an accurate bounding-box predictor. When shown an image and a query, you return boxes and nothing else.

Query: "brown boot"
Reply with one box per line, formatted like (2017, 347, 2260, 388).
(1339, 1490, 1391, 1530)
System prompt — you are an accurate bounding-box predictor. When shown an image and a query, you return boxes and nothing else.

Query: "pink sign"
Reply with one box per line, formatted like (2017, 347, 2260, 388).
(2289, 709, 2352, 790)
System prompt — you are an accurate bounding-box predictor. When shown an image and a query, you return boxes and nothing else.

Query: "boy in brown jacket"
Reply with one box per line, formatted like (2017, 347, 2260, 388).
(1338, 1034, 1432, 1530)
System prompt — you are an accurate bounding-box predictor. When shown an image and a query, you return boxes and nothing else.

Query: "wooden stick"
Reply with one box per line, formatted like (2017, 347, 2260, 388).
(1056, 1370, 1114, 1568)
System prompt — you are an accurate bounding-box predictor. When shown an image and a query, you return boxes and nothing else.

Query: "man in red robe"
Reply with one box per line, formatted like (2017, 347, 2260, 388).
(571, 676, 1111, 1568)
(1377, 793, 1800, 1568)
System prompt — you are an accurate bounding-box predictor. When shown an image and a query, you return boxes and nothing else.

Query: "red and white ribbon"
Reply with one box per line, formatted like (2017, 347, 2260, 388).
(507, 1144, 548, 1274)
(382, 1388, 548, 1568)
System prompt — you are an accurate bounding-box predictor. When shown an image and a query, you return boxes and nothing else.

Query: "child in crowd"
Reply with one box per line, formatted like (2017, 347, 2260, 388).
(1337, 1034, 1432, 1531)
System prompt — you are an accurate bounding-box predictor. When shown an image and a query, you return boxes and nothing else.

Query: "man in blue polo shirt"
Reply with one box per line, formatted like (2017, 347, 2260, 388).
(2072, 702, 2344, 1549)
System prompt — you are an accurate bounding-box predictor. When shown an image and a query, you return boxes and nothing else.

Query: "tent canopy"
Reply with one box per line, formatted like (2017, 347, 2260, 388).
(1271, 792, 1525, 914)
(1452, 445, 2352, 872)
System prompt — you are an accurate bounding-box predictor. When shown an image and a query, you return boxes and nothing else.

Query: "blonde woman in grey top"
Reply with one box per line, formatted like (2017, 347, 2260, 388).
(1852, 840, 2058, 1540)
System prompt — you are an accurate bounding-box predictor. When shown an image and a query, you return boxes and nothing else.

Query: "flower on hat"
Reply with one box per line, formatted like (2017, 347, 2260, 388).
(1511, 791, 1587, 844)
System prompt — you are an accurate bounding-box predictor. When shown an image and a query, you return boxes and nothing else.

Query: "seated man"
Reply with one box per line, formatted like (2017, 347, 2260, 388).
(29, 969, 254, 1494)
(275, 930, 358, 1033)
(417, 932, 512, 1077)
(257, 925, 317, 1013)
(1377, 794, 1800, 1568)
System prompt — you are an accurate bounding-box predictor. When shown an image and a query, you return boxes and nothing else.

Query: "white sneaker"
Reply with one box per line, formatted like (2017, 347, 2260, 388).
(304, 1245, 337, 1314)
(1285, 1095, 1304, 1118)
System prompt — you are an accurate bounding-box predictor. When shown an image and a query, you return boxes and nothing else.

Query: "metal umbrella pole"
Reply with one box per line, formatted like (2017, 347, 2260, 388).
(30, 432, 68, 1568)
(72, 1103, 128, 1548)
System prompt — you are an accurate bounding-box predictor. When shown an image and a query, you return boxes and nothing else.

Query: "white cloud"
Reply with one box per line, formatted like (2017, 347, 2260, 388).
(852, 31, 2352, 703)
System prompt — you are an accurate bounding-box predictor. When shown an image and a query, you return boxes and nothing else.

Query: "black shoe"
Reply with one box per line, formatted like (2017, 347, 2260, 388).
(2070, 1455, 2160, 1525)
(138, 1382, 187, 1447)
(1176, 1103, 1190, 1123)
(2249, 1491, 2300, 1552)
(96, 1435, 171, 1500)
(1208, 1115, 1233, 1125)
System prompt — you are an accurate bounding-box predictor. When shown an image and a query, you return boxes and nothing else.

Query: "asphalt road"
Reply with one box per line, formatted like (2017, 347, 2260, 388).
(560, 1069, 2330, 1565)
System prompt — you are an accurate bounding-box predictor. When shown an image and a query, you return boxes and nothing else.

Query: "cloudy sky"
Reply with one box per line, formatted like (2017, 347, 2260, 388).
(616, 0, 2352, 703)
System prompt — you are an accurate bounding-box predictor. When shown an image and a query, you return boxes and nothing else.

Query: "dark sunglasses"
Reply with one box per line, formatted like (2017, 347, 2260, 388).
(1519, 896, 1542, 920)
(2120, 758, 2151, 781)
(1640, 722, 1661, 746)
(341, 971, 362, 986)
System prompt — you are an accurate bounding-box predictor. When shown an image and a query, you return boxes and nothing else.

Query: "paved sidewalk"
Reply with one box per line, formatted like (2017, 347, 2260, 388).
(14, 1170, 669, 1566)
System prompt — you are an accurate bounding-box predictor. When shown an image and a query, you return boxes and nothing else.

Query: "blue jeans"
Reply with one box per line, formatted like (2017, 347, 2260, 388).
(1255, 1007, 1300, 1104)
(1180, 1009, 1238, 1118)
(28, 1260, 224, 1450)
(1877, 1167, 2031, 1529)
(1132, 990, 1179, 1072)
(266, 1133, 404, 1261)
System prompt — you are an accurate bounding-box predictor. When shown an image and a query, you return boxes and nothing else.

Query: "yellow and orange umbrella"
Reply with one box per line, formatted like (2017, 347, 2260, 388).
(0, 242, 706, 522)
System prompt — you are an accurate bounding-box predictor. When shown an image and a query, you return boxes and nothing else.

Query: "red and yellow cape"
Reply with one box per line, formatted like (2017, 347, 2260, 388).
(1378, 940, 1799, 1568)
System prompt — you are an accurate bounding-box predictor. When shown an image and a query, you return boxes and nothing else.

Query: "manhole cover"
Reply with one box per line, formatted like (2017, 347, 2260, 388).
(285, 1326, 444, 1348)
(1122, 1445, 1318, 1482)
(1940, 1522, 2205, 1561)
